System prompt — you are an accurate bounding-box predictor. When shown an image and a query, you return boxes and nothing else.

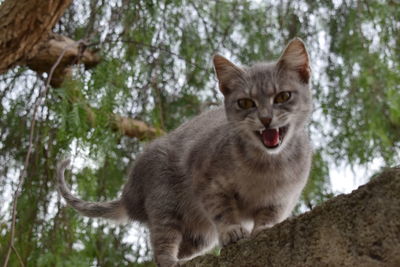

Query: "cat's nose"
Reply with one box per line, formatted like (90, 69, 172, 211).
(259, 116, 272, 128)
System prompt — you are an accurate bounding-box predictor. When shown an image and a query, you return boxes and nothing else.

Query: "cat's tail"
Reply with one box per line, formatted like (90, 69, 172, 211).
(57, 159, 128, 222)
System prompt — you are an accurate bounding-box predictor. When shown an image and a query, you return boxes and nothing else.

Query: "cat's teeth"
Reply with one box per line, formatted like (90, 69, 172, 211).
(259, 129, 264, 135)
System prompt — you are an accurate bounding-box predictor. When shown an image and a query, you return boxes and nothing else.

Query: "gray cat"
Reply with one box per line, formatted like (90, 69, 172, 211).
(57, 38, 312, 267)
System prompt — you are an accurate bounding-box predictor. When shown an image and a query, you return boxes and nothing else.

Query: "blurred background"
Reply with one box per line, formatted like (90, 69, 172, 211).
(1, 0, 399, 265)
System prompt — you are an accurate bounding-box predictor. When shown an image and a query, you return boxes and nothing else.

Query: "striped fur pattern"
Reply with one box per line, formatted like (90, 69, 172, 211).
(57, 38, 313, 267)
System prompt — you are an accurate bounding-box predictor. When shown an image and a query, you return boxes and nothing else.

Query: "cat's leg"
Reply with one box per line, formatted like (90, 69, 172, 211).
(149, 222, 182, 267)
(177, 212, 217, 261)
(177, 234, 207, 260)
(251, 205, 280, 236)
(200, 187, 250, 246)
(146, 195, 184, 267)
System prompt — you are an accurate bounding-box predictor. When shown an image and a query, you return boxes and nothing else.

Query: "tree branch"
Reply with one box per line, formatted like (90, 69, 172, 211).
(26, 34, 100, 87)
(69, 90, 165, 140)
(110, 114, 164, 140)
(185, 167, 400, 266)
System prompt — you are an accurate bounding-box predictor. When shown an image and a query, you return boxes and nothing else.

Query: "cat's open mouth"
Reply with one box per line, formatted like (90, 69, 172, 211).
(256, 126, 288, 149)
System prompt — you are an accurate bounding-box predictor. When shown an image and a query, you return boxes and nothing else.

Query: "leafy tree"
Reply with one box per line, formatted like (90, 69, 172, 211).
(0, 0, 399, 265)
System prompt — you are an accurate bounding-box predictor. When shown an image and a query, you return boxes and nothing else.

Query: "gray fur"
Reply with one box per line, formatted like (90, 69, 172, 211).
(57, 38, 313, 267)
(57, 159, 127, 221)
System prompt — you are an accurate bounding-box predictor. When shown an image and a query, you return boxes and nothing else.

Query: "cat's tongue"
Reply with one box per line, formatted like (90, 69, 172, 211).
(262, 128, 280, 147)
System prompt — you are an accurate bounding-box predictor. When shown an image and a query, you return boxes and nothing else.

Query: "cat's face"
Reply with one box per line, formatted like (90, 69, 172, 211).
(214, 38, 312, 154)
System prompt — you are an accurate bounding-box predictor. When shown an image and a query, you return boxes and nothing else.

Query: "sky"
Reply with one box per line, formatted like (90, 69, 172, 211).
(330, 158, 383, 194)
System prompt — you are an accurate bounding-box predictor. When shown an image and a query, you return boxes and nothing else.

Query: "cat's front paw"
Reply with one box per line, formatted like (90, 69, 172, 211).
(218, 225, 250, 246)
(251, 223, 274, 237)
(155, 255, 180, 267)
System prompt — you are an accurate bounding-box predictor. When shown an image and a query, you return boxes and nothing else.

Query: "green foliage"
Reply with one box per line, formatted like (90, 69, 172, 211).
(302, 149, 333, 211)
(1, 0, 399, 265)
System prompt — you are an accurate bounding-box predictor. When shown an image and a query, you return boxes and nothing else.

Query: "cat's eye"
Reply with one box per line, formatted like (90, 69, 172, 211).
(274, 92, 291, 104)
(237, 99, 256, 109)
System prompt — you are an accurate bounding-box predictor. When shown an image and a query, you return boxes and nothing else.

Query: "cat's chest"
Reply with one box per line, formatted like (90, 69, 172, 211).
(231, 155, 309, 207)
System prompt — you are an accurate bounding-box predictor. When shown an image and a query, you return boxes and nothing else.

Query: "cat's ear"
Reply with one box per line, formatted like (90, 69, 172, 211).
(213, 54, 244, 95)
(277, 38, 311, 84)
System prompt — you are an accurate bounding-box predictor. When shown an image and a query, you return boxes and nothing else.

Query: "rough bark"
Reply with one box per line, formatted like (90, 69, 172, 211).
(185, 167, 400, 267)
(0, 0, 160, 140)
(26, 33, 101, 87)
(0, 0, 73, 73)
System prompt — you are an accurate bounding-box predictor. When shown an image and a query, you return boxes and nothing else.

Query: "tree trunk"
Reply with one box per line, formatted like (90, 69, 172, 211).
(0, 0, 73, 73)
(185, 168, 400, 267)
(0, 0, 162, 140)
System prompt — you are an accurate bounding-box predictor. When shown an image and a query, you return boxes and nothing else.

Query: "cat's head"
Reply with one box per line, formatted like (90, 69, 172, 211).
(213, 38, 312, 154)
